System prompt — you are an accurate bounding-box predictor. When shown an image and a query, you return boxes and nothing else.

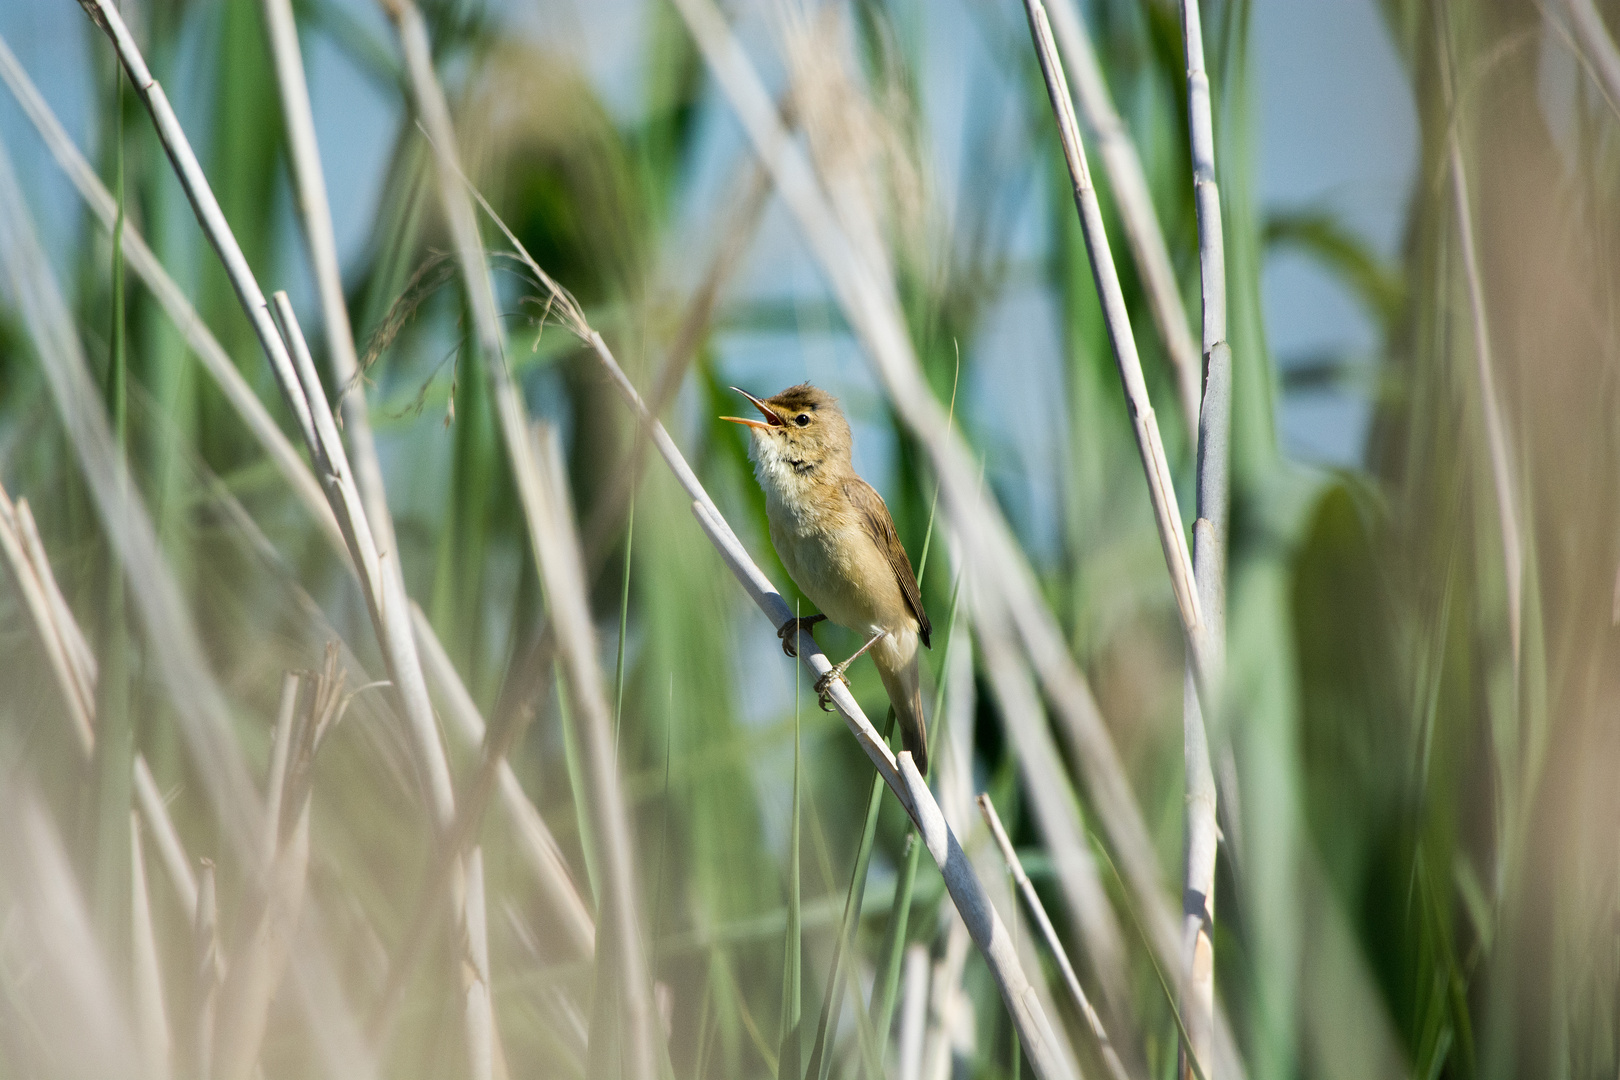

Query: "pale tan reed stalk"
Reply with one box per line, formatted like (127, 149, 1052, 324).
(0, 482, 202, 921)
(1018, 0, 1212, 687)
(65, 7, 509, 1071)
(193, 861, 221, 1078)
(1047, 0, 1202, 441)
(1177, 2, 1230, 1076)
(970, 583, 1132, 1020)
(259, 0, 402, 590)
(0, 483, 94, 752)
(411, 603, 597, 956)
(377, 3, 659, 1073)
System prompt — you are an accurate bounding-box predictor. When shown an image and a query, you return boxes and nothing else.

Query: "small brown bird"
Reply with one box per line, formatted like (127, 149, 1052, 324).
(723, 384, 932, 772)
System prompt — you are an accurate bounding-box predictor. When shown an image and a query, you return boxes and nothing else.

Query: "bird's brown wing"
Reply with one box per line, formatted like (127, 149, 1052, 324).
(843, 477, 931, 648)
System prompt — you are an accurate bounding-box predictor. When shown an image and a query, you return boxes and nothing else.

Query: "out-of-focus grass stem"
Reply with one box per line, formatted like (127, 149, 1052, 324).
(2, 35, 580, 993)
(260, 0, 401, 577)
(779, 606, 804, 1077)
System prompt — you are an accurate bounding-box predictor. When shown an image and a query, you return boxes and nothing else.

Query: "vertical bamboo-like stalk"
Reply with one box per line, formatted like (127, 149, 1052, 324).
(376, 4, 660, 1075)
(257, 4, 507, 1065)
(1046, 0, 1201, 442)
(972, 586, 1132, 1020)
(66, 9, 510, 1073)
(194, 862, 220, 1078)
(259, 0, 398, 565)
(1177, 2, 1229, 1077)
(1018, 0, 1211, 684)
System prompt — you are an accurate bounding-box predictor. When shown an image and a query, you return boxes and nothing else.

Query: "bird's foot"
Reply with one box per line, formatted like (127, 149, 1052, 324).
(814, 662, 849, 712)
(777, 614, 827, 658)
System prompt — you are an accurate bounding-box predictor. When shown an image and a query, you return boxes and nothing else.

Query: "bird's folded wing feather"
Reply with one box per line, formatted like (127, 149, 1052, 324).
(843, 476, 931, 648)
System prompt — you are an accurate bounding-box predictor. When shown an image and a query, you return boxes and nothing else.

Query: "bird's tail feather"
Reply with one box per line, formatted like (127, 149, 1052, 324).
(878, 652, 927, 776)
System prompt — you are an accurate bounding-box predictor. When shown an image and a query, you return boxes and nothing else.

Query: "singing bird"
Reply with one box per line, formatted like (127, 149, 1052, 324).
(723, 384, 932, 772)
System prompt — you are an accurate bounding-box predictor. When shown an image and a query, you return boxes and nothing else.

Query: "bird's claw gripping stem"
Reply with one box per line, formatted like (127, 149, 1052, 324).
(814, 664, 848, 711)
(777, 614, 826, 658)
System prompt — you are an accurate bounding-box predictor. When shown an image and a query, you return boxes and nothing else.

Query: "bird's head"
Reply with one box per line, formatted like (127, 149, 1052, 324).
(722, 383, 851, 484)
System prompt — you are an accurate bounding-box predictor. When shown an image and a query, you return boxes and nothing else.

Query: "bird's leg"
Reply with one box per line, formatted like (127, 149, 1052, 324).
(815, 631, 886, 711)
(777, 613, 827, 658)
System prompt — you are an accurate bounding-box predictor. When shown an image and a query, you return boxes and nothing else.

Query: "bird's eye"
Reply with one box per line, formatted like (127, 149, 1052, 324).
(795, 414, 810, 427)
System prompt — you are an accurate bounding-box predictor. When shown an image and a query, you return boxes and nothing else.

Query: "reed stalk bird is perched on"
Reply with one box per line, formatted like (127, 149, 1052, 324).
(724, 385, 932, 771)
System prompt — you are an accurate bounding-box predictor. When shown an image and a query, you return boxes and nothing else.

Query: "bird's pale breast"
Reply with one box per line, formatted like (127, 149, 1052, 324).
(766, 490, 915, 640)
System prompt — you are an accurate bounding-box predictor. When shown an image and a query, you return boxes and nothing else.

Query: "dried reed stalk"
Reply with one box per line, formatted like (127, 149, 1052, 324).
(259, 0, 399, 569)
(213, 666, 323, 1080)
(0, 483, 95, 752)
(1177, 2, 1230, 1075)
(1019, 0, 1212, 687)
(0, 479, 201, 922)
(979, 795, 1133, 1080)
(377, 2, 658, 1074)
(896, 943, 929, 1080)
(1047, 0, 1201, 441)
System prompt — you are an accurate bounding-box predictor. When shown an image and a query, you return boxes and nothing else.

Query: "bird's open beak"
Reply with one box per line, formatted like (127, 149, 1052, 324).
(721, 387, 784, 431)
